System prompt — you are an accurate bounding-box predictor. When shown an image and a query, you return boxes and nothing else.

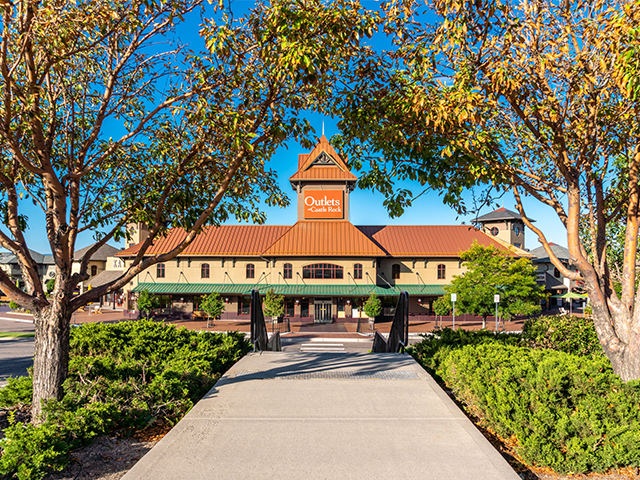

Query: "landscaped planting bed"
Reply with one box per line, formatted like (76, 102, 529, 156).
(0, 320, 251, 480)
(409, 316, 640, 476)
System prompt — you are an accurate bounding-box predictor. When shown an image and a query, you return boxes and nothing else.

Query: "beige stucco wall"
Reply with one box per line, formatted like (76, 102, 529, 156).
(378, 258, 464, 285)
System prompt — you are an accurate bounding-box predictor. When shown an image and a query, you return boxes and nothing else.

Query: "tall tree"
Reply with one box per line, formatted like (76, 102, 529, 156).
(336, 0, 640, 380)
(435, 242, 544, 329)
(0, 0, 379, 419)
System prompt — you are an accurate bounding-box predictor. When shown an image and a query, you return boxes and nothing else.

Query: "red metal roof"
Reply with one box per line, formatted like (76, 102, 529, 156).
(289, 136, 357, 182)
(117, 225, 290, 257)
(263, 221, 386, 257)
(357, 225, 512, 257)
(118, 223, 514, 258)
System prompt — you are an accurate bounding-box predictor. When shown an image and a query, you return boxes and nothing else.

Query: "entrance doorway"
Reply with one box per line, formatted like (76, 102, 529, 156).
(314, 298, 332, 324)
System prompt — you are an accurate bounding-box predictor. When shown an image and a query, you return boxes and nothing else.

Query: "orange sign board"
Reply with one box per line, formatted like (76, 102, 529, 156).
(304, 190, 344, 219)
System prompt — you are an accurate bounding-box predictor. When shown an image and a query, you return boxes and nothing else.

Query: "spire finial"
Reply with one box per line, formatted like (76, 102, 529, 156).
(322, 121, 325, 136)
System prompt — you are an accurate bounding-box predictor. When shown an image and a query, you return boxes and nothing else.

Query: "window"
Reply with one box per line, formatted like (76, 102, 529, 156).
(437, 264, 446, 280)
(90, 265, 97, 276)
(392, 264, 400, 280)
(490, 226, 499, 236)
(302, 263, 343, 279)
(201, 263, 210, 279)
(554, 267, 560, 278)
(238, 297, 250, 316)
(283, 263, 293, 279)
(285, 299, 295, 318)
(353, 263, 363, 280)
(514, 243, 521, 249)
(157, 263, 165, 278)
(300, 299, 309, 318)
(246, 263, 255, 279)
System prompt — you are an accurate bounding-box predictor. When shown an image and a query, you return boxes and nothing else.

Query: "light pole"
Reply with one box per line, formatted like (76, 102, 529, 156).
(451, 293, 457, 330)
(494, 294, 500, 333)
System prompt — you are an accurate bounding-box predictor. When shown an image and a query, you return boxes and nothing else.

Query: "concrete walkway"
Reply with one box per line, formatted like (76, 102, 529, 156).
(123, 353, 519, 480)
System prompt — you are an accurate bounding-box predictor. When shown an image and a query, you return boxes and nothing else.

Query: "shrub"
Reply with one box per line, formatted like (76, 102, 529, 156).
(522, 315, 602, 356)
(437, 344, 640, 474)
(408, 328, 523, 373)
(8, 301, 19, 310)
(0, 320, 251, 479)
(0, 376, 33, 408)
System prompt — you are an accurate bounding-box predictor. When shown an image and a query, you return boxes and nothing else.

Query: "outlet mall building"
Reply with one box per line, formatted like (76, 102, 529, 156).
(117, 136, 528, 323)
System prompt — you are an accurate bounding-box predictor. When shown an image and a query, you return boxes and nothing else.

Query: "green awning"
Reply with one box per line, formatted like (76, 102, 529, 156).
(131, 283, 448, 297)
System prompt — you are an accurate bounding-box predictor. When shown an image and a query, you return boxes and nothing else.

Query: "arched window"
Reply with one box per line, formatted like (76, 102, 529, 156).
(157, 263, 165, 278)
(353, 263, 363, 280)
(246, 263, 255, 279)
(90, 265, 97, 276)
(392, 264, 401, 279)
(437, 264, 446, 280)
(302, 263, 343, 279)
(201, 263, 210, 279)
(283, 263, 292, 279)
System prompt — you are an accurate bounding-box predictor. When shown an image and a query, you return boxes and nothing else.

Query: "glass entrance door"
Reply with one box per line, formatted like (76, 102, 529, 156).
(314, 299, 332, 323)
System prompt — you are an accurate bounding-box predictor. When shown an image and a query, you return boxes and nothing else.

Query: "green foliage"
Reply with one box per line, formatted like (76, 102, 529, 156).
(262, 289, 284, 318)
(438, 344, 640, 474)
(410, 326, 638, 474)
(136, 290, 157, 315)
(199, 292, 225, 319)
(363, 292, 382, 318)
(0, 419, 71, 480)
(0, 375, 33, 408)
(0, 321, 251, 479)
(408, 328, 523, 373)
(9, 300, 19, 310)
(432, 295, 452, 317)
(522, 315, 603, 357)
(442, 242, 545, 326)
(45, 279, 55, 294)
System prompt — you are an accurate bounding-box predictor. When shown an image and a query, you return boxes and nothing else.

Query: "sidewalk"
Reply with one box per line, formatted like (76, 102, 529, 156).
(123, 352, 520, 480)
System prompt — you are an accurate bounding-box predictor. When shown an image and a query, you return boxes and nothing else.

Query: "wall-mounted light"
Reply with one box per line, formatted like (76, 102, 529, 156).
(418, 298, 422, 304)
(346, 299, 351, 305)
(224, 297, 229, 304)
(295, 299, 300, 305)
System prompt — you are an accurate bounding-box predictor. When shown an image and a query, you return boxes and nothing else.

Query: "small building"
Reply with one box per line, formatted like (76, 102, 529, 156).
(530, 243, 578, 308)
(117, 136, 523, 323)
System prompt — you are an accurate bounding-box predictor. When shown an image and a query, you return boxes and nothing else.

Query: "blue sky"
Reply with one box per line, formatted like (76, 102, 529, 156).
(15, 0, 569, 255)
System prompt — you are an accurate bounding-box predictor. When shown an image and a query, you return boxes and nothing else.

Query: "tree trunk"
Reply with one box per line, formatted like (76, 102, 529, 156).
(482, 315, 487, 330)
(31, 306, 71, 422)
(591, 298, 640, 382)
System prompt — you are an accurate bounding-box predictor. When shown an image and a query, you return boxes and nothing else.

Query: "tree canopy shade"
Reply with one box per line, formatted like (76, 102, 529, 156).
(336, 0, 640, 381)
(0, 0, 381, 419)
(434, 243, 544, 329)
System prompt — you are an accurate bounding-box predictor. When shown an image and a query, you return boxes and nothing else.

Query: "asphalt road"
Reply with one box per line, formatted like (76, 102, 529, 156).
(0, 337, 34, 386)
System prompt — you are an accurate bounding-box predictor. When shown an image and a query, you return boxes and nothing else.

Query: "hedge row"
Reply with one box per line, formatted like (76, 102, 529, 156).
(0, 320, 251, 480)
(409, 319, 639, 475)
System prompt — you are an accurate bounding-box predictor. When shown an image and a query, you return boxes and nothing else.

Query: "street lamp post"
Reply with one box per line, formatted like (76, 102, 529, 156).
(451, 293, 457, 330)
(494, 294, 500, 333)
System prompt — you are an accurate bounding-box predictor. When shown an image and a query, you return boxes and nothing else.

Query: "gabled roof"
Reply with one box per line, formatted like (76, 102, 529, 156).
(475, 207, 533, 223)
(530, 243, 571, 263)
(357, 225, 512, 257)
(0, 249, 49, 265)
(84, 269, 124, 288)
(263, 221, 386, 257)
(74, 243, 121, 262)
(289, 135, 357, 184)
(117, 225, 291, 257)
